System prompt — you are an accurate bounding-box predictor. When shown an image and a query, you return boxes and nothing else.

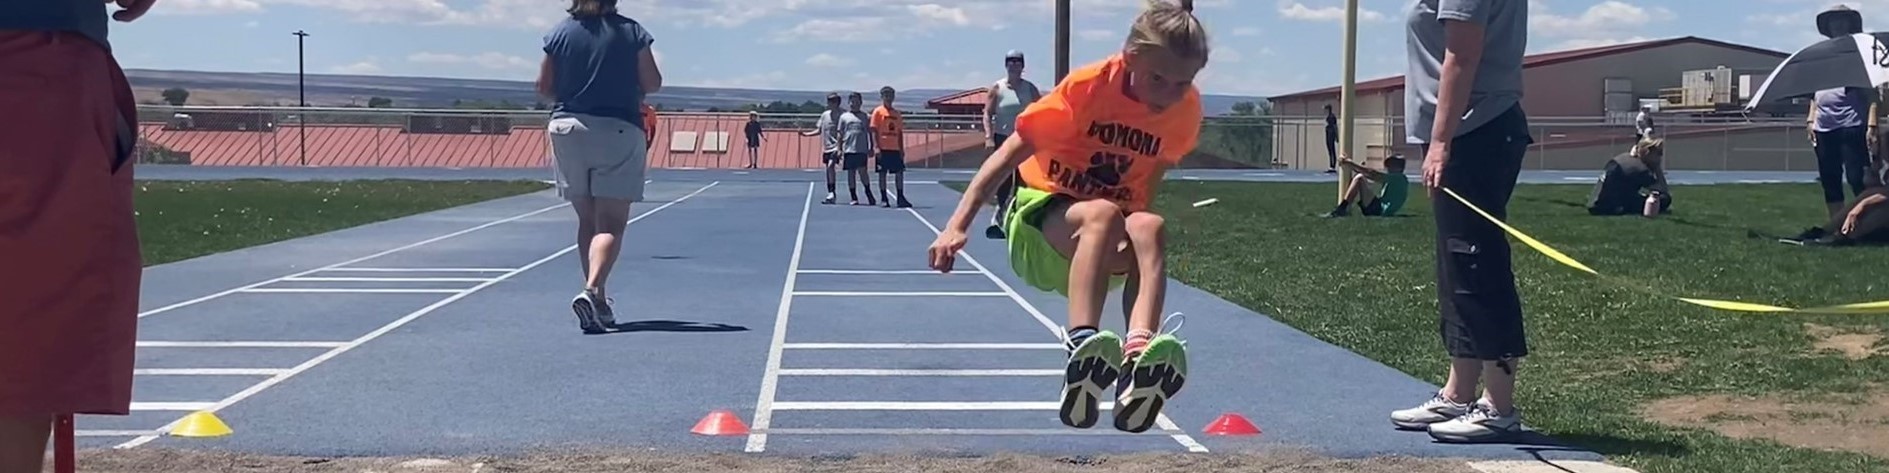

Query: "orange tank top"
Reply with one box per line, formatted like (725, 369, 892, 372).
(1013, 54, 1201, 213)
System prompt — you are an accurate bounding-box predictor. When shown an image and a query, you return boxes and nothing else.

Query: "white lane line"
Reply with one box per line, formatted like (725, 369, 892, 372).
(795, 269, 982, 275)
(765, 428, 1127, 436)
(1467, 460, 1644, 473)
(745, 181, 814, 454)
(239, 288, 465, 294)
(1561, 177, 1593, 181)
(319, 268, 515, 273)
(78, 430, 159, 437)
(138, 202, 571, 319)
(136, 341, 347, 348)
(281, 277, 495, 283)
(116, 181, 720, 449)
(130, 402, 216, 411)
(772, 401, 1101, 411)
(789, 291, 1007, 297)
(778, 369, 1060, 376)
(134, 368, 288, 376)
(781, 342, 1062, 350)
(902, 208, 1209, 454)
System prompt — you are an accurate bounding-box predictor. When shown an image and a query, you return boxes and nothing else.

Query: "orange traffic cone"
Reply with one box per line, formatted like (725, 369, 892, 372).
(690, 410, 749, 436)
(1202, 412, 1261, 436)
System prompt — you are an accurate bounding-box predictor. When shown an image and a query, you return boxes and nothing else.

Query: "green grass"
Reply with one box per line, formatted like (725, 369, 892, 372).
(945, 180, 1889, 473)
(135, 179, 550, 266)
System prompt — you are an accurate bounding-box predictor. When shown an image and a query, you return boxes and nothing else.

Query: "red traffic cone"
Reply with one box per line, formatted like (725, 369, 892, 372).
(691, 410, 750, 436)
(1202, 412, 1261, 436)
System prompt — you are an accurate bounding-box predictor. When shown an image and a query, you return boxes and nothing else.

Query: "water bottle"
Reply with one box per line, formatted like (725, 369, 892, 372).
(1643, 192, 1660, 218)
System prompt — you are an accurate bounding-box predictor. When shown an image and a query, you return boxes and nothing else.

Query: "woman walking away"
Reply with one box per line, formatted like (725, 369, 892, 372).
(1, 1, 153, 471)
(1388, 0, 1535, 443)
(1809, 5, 1876, 219)
(537, 0, 662, 334)
(984, 49, 1043, 239)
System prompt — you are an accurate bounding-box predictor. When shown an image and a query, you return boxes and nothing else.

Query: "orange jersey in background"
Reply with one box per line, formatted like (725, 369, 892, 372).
(1013, 53, 1202, 213)
(642, 104, 658, 144)
(871, 105, 905, 151)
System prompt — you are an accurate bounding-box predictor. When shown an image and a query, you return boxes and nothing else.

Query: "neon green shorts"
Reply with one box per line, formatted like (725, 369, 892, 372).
(1004, 187, 1129, 296)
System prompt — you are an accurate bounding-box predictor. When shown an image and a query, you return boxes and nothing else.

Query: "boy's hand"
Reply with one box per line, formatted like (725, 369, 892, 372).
(928, 230, 968, 273)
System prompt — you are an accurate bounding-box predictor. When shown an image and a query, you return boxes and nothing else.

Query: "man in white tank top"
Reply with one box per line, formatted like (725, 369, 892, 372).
(984, 49, 1042, 239)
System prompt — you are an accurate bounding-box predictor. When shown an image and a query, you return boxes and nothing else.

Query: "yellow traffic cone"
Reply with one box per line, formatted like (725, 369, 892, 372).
(169, 411, 232, 438)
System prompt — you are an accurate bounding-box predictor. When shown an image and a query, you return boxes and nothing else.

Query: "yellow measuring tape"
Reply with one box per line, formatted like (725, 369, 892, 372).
(1441, 188, 1889, 315)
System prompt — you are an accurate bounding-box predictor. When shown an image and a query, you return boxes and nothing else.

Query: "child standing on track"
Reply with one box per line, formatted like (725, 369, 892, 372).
(872, 86, 913, 208)
(927, 0, 1208, 434)
(840, 91, 878, 205)
(802, 93, 844, 204)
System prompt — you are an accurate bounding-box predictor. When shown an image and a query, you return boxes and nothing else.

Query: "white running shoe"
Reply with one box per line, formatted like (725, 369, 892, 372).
(1390, 392, 1473, 430)
(1428, 402, 1523, 443)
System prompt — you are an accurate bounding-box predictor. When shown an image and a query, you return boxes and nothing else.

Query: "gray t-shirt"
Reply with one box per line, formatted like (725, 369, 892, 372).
(815, 110, 842, 153)
(1813, 87, 1873, 132)
(543, 14, 653, 125)
(840, 110, 873, 154)
(1403, 0, 1528, 144)
(1, 0, 110, 50)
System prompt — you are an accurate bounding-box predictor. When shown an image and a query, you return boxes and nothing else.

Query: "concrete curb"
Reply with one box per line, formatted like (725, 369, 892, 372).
(1468, 460, 1643, 473)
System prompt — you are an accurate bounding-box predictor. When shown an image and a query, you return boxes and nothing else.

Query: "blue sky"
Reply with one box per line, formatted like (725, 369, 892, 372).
(109, 0, 1858, 98)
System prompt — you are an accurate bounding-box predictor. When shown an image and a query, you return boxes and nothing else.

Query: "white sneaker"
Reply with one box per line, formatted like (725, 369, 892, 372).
(1428, 402, 1523, 443)
(1389, 392, 1472, 430)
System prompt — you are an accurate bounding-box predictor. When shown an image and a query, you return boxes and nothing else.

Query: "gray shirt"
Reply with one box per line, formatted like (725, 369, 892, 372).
(543, 14, 653, 125)
(815, 110, 842, 153)
(1, 0, 110, 50)
(840, 110, 873, 154)
(1403, 0, 1528, 144)
(1813, 87, 1873, 132)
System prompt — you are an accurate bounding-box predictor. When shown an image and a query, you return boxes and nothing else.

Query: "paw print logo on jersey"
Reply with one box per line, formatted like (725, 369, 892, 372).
(1085, 152, 1131, 187)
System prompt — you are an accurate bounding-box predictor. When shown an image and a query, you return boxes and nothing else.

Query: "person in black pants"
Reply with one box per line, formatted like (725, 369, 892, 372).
(1388, 0, 1533, 444)
(1325, 104, 1339, 173)
(1810, 5, 1876, 218)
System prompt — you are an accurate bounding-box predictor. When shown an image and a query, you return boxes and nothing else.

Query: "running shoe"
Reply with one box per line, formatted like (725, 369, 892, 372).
(1058, 329, 1123, 429)
(1427, 401, 1522, 443)
(571, 290, 606, 335)
(1390, 392, 1473, 430)
(1113, 313, 1189, 433)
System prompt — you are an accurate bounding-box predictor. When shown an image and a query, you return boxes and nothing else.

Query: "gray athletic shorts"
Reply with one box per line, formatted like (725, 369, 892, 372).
(548, 113, 648, 202)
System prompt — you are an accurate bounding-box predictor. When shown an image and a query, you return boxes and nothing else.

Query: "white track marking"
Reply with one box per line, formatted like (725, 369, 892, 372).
(789, 291, 1007, 297)
(772, 401, 1102, 411)
(764, 428, 1128, 436)
(781, 342, 1061, 350)
(138, 202, 570, 319)
(136, 341, 346, 348)
(130, 402, 216, 411)
(745, 182, 814, 454)
(115, 182, 719, 449)
(239, 288, 464, 294)
(795, 269, 983, 275)
(134, 369, 289, 376)
(77, 430, 159, 437)
(281, 277, 495, 283)
(320, 268, 514, 273)
(778, 369, 1060, 376)
(902, 208, 1209, 454)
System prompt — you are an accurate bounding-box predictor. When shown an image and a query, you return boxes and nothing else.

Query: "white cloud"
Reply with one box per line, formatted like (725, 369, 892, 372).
(805, 53, 857, 68)
(1530, 0, 1674, 51)
(407, 52, 536, 71)
(1232, 27, 1262, 37)
(157, 0, 263, 15)
(771, 17, 899, 43)
(1277, 1, 1386, 23)
(331, 60, 383, 75)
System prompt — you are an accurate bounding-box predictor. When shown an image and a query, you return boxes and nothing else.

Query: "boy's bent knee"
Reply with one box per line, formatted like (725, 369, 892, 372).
(1124, 212, 1166, 241)
(1067, 199, 1127, 228)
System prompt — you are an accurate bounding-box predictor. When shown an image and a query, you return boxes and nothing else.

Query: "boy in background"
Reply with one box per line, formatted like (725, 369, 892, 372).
(872, 86, 913, 208)
(840, 91, 877, 205)
(801, 93, 844, 204)
(1324, 154, 1410, 218)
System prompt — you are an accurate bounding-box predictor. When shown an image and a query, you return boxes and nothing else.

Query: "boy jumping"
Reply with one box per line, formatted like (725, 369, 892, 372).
(873, 86, 913, 207)
(927, 0, 1209, 434)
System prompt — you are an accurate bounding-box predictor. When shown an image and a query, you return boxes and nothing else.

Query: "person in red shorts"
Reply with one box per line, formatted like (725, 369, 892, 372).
(0, 1, 153, 470)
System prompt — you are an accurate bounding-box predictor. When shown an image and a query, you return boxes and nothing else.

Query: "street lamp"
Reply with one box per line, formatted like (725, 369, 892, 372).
(292, 29, 309, 166)
(1054, 0, 1070, 84)
(1338, 0, 1358, 199)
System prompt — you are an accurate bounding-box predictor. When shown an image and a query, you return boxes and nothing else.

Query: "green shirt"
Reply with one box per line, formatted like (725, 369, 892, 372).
(1377, 173, 1410, 216)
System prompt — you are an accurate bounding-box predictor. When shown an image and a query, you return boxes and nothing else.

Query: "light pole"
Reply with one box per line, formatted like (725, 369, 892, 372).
(1338, 0, 1358, 199)
(1054, 0, 1070, 84)
(293, 29, 309, 166)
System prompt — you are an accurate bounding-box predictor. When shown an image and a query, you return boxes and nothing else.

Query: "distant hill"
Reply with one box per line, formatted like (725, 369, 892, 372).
(124, 69, 1265, 115)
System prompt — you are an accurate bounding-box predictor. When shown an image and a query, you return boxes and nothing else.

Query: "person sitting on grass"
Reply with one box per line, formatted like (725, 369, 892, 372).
(1323, 154, 1409, 217)
(1586, 138, 1672, 216)
(1789, 160, 1889, 246)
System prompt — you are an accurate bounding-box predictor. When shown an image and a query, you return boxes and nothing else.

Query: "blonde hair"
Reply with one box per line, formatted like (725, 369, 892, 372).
(1634, 137, 1665, 162)
(1125, 0, 1209, 61)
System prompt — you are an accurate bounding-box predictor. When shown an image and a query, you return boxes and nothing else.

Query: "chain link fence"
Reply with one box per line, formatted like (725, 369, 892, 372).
(1267, 115, 1818, 171)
